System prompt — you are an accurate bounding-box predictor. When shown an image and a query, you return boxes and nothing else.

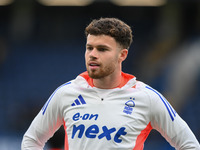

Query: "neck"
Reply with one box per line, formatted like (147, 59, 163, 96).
(93, 71, 122, 89)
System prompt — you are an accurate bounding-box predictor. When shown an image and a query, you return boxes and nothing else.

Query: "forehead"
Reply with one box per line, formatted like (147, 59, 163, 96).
(86, 34, 118, 47)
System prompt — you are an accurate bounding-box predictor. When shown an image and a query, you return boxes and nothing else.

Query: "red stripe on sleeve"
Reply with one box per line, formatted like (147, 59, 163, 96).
(63, 121, 69, 150)
(133, 122, 152, 150)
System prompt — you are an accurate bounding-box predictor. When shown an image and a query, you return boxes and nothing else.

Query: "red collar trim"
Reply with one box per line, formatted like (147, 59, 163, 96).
(79, 71, 135, 88)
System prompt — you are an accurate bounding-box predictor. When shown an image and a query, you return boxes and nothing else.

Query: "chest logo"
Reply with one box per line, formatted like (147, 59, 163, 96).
(123, 97, 135, 115)
(71, 95, 86, 106)
(71, 112, 127, 143)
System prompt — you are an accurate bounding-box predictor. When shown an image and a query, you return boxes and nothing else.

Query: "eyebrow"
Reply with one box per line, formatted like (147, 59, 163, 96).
(86, 44, 111, 49)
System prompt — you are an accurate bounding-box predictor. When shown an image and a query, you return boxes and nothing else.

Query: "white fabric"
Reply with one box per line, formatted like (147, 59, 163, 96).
(21, 74, 200, 150)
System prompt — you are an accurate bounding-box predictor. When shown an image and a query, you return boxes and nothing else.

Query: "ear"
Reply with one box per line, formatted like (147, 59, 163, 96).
(119, 49, 128, 62)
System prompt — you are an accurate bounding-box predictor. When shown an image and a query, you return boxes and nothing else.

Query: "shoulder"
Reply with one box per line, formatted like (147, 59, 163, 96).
(134, 81, 163, 102)
(133, 81, 168, 113)
(54, 73, 91, 96)
(134, 81, 153, 97)
(54, 80, 75, 94)
(137, 82, 177, 122)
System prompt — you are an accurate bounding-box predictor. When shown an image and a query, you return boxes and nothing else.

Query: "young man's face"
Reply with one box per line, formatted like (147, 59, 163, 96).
(85, 34, 126, 79)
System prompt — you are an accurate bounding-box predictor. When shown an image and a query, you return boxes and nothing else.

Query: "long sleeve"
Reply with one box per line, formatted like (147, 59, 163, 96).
(146, 86, 200, 150)
(21, 87, 64, 150)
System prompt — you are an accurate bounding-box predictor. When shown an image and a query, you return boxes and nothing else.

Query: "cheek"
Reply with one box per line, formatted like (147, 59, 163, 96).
(104, 55, 118, 67)
(85, 51, 89, 60)
(104, 54, 118, 65)
(115, 53, 121, 63)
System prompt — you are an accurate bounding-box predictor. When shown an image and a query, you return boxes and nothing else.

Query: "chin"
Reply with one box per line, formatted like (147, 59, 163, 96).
(88, 73, 101, 79)
(88, 71, 102, 79)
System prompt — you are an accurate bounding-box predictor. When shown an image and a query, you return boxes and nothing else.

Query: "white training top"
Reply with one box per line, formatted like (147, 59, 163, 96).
(21, 72, 200, 150)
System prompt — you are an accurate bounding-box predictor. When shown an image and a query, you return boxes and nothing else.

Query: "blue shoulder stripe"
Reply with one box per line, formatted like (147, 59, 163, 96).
(145, 86, 176, 121)
(42, 82, 71, 115)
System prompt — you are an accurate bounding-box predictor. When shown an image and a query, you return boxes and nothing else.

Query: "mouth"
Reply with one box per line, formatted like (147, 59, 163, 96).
(89, 63, 100, 66)
(88, 62, 100, 70)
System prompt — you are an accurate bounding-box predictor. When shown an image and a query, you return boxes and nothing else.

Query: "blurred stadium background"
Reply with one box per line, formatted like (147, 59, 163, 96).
(0, 0, 200, 149)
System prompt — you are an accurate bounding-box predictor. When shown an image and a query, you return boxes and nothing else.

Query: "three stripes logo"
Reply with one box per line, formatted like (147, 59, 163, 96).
(71, 95, 86, 106)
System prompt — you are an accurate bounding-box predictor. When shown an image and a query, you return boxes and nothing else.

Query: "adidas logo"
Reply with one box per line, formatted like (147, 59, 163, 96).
(71, 95, 86, 106)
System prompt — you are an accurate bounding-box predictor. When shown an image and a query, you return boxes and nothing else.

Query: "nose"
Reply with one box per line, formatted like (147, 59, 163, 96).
(89, 49, 98, 59)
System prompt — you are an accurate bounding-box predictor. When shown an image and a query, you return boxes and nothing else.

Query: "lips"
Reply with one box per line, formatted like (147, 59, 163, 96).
(90, 63, 99, 66)
(88, 62, 100, 69)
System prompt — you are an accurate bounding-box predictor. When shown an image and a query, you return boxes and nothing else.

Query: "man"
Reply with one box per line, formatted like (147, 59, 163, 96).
(21, 18, 200, 150)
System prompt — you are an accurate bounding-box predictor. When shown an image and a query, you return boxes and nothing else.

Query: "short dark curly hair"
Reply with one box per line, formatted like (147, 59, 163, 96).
(85, 17, 133, 49)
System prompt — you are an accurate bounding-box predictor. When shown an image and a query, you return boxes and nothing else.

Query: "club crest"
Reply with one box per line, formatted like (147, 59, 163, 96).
(123, 97, 135, 115)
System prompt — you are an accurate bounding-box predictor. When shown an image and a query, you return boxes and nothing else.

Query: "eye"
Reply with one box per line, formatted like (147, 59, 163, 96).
(98, 47, 108, 52)
(86, 46, 93, 51)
